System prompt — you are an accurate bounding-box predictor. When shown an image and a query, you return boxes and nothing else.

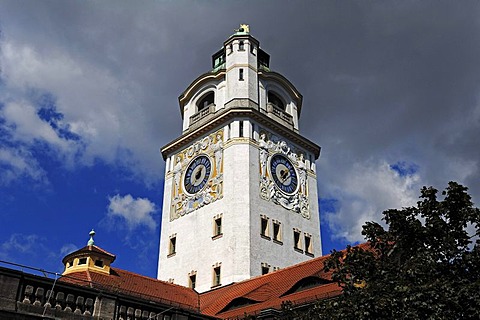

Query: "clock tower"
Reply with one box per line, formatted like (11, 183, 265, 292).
(157, 25, 322, 293)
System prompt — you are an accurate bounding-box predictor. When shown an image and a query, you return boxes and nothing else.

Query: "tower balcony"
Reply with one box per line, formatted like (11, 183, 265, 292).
(189, 104, 216, 130)
(266, 102, 294, 130)
(187, 102, 295, 133)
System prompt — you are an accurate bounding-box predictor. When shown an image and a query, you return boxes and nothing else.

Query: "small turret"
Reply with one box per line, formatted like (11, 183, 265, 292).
(62, 230, 116, 276)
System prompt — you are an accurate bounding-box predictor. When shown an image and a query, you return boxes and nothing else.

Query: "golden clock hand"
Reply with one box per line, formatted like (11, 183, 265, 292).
(280, 169, 290, 182)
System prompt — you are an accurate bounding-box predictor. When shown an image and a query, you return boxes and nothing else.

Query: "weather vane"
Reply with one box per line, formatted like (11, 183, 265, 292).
(235, 24, 249, 33)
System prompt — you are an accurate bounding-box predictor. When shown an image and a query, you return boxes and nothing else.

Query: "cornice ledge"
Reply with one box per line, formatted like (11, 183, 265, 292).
(161, 108, 320, 160)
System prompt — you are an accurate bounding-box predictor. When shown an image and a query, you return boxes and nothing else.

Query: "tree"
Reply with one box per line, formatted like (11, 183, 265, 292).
(298, 182, 480, 319)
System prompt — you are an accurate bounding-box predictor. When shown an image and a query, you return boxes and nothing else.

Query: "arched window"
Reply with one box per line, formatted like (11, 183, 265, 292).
(197, 92, 215, 111)
(268, 91, 285, 110)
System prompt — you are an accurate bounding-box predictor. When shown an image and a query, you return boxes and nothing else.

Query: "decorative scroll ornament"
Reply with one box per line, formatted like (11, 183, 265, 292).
(170, 129, 224, 220)
(258, 132, 310, 219)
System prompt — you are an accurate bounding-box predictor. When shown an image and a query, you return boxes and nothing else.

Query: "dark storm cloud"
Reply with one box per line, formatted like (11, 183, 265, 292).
(1, 0, 479, 242)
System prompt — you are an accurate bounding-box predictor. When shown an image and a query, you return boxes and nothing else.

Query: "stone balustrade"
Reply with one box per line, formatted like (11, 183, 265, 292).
(190, 104, 215, 126)
(0, 265, 205, 320)
(266, 103, 293, 125)
(118, 304, 165, 320)
(19, 283, 95, 318)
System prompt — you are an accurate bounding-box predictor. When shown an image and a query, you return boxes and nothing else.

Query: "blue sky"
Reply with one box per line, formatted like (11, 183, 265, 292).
(1, 1, 480, 278)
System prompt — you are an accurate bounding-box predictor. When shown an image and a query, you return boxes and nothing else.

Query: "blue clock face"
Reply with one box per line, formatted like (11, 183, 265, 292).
(270, 154, 298, 194)
(184, 155, 212, 194)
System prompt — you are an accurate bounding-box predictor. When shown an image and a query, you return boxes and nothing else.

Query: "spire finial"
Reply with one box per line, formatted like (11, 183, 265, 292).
(235, 24, 249, 34)
(87, 229, 95, 246)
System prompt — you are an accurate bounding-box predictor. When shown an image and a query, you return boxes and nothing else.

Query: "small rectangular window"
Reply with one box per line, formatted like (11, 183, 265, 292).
(213, 267, 221, 287)
(169, 237, 176, 256)
(261, 216, 269, 239)
(239, 40, 244, 51)
(239, 68, 244, 81)
(239, 121, 244, 137)
(94, 260, 104, 268)
(189, 274, 196, 289)
(262, 266, 269, 275)
(214, 217, 222, 237)
(78, 258, 87, 265)
(273, 221, 282, 243)
(305, 234, 313, 256)
(261, 263, 270, 275)
(294, 230, 302, 252)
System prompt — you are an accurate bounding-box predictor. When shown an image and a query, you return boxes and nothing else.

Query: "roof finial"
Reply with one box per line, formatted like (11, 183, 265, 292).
(235, 24, 249, 34)
(87, 229, 95, 246)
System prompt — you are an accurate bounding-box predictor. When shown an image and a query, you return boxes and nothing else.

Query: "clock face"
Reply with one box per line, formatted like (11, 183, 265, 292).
(270, 154, 298, 194)
(184, 155, 212, 194)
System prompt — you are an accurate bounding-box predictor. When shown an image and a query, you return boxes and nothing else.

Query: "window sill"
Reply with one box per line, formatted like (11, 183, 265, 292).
(261, 234, 271, 241)
(211, 284, 222, 289)
(305, 252, 314, 257)
(212, 234, 223, 240)
(167, 253, 176, 258)
(294, 247, 304, 254)
(273, 239, 283, 245)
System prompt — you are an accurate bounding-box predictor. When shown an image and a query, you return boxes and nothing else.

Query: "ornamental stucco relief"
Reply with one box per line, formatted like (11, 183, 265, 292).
(258, 131, 311, 219)
(170, 129, 224, 220)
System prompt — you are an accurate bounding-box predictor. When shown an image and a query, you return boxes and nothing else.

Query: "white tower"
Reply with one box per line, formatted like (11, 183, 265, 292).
(157, 25, 322, 293)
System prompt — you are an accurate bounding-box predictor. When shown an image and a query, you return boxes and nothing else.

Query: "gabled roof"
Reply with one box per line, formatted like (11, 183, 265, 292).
(60, 267, 199, 311)
(199, 253, 341, 319)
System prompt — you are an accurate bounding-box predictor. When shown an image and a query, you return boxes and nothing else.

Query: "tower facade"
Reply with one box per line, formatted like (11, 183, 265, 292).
(157, 26, 321, 293)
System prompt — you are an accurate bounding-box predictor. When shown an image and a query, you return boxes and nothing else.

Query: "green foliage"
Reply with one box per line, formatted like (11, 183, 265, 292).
(296, 182, 480, 319)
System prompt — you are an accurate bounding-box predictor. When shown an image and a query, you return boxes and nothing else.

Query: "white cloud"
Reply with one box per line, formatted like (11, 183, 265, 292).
(59, 243, 78, 256)
(2, 100, 72, 151)
(0, 37, 164, 185)
(0, 147, 48, 185)
(323, 160, 420, 243)
(0, 234, 42, 260)
(107, 194, 157, 231)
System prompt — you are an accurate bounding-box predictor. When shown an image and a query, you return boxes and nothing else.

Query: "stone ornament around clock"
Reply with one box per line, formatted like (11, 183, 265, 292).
(184, 155, 212, 195)
(258, 131, 311, 219)
(170, 129, 224, 220)
(269, 154, 298, 194)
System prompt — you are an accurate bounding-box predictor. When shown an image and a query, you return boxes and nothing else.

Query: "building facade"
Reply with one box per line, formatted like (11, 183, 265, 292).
(157, 25, 322, 293)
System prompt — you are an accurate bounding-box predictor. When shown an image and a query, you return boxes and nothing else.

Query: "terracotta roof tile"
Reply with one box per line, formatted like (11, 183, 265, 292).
(199, 252, 339, 318)
(60, 267, 199, 311)
(60, 243, 370, 319)
(62, 245, 116, 264)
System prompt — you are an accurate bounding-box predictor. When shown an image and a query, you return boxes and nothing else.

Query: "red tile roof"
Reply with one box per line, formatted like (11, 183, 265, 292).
(199, 253, 341, 319)
(60, 243, 371, 319)
(62, 245, 116, 264)
(60, 267, 199, 311)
